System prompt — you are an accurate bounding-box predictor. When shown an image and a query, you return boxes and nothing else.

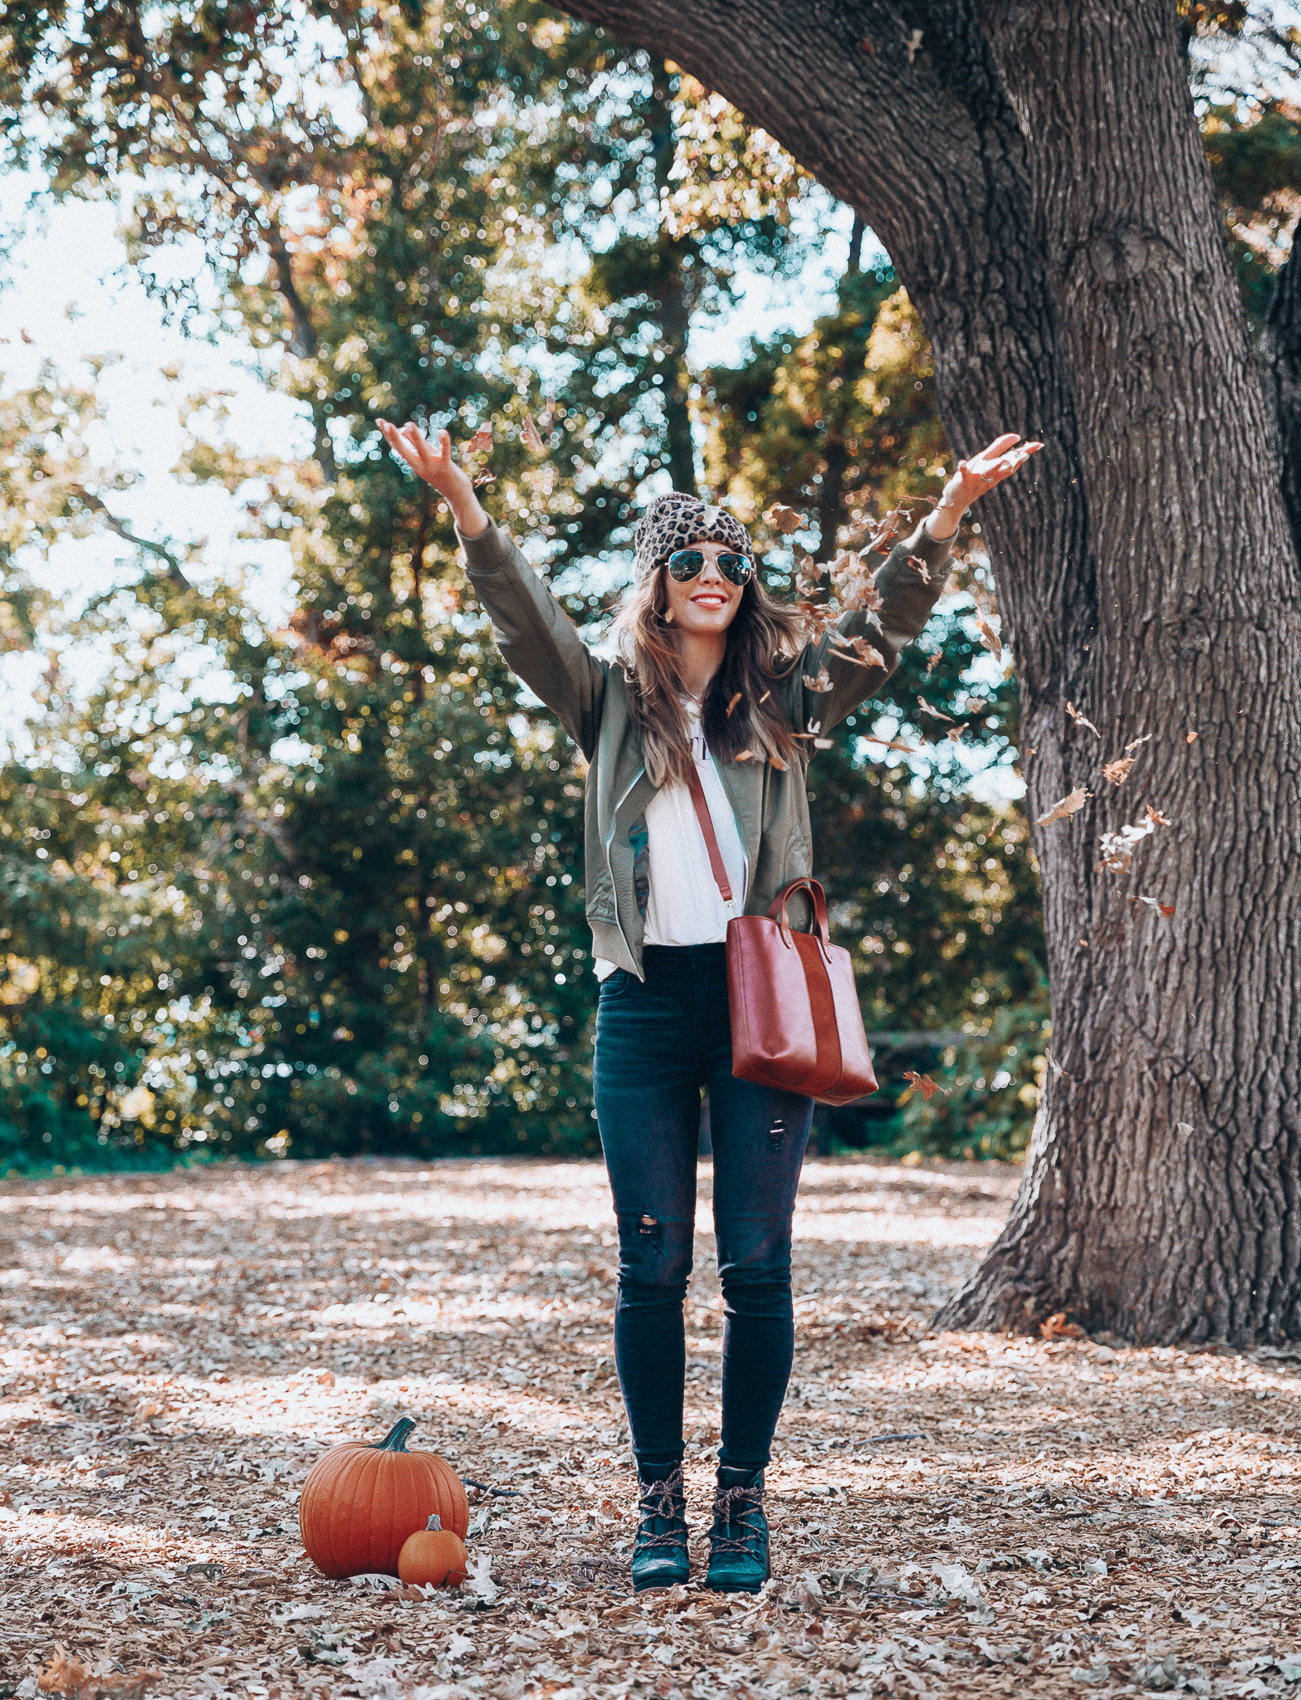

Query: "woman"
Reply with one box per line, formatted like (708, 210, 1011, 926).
(380, 414, 1039, 1592)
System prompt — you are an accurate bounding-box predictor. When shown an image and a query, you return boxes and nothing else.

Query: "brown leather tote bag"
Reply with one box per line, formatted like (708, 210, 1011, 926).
(686, 767, 878, 1107)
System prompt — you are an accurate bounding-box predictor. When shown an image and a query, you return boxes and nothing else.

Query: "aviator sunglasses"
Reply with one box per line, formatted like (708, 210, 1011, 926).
(665, 547, 754, 587)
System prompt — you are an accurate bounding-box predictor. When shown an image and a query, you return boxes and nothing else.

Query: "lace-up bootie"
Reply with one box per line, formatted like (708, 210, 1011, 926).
(631, 1466, 690, 1591)
(706, 1464, 769, 1593)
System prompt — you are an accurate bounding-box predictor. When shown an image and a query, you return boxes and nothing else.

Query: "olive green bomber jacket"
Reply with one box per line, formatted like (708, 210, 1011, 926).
(459, 518, 955, 979)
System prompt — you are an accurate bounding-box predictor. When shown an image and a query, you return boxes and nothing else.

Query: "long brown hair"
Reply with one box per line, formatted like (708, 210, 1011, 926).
(613, 564, 808, 786)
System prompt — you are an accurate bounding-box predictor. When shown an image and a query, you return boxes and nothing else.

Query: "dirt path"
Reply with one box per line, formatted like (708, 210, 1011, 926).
(1, 1156, 1298, 1697)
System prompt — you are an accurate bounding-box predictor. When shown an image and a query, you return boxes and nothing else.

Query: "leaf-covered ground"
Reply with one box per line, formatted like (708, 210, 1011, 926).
(2, 1156, 1300, 1698)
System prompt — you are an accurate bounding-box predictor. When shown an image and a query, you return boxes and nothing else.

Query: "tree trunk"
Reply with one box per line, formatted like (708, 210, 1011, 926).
(557, 0, 1301, 1343)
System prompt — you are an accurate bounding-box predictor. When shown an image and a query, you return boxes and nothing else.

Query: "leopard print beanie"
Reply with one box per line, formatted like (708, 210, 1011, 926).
(633, 492, 754, 581)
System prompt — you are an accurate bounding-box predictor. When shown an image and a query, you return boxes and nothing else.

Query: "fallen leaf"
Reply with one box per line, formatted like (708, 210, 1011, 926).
(1036, 787, 1090, 826)
(767, 504, 806, 535)
(903, 1070, 949, 1101)
(974, 610, 1003, 661)
(917, 695, 953, 723)
(1040, 1312, 1086, 1341)
(467, 1553, 499, 1604)
(1066, 700, 1102, 738)
(521, 413, 544, 453)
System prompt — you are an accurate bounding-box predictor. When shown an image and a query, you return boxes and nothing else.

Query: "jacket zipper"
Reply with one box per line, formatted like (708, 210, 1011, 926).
(605, 764, 646, 975)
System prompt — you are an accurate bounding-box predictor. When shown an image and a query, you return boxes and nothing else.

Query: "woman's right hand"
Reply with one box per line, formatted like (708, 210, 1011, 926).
(379, 420, 491, 538)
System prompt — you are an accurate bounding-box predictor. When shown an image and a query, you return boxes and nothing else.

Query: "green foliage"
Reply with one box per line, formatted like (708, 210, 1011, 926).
(895, 993, 1051, 1163)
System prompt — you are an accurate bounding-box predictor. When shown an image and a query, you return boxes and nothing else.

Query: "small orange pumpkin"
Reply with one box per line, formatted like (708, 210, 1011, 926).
(299, 1418, 468, 1578)
(398, 1513, 469, 1588)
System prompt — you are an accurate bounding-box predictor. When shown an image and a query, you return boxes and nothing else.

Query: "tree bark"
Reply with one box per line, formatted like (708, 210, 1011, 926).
(557, 0, 1301, 1343)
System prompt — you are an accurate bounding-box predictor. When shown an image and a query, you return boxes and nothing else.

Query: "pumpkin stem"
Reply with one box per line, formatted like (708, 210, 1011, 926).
(372, 1418, 417, 1452)
(427, 1514, 442, 1531)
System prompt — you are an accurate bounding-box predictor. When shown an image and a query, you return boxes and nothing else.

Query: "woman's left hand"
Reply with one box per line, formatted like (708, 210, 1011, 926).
(927, 432, 1043, 539)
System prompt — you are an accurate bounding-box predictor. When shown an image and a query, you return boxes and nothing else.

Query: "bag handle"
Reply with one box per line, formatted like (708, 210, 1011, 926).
(769, 877, 832, 961)
(685, 761, 734, 903)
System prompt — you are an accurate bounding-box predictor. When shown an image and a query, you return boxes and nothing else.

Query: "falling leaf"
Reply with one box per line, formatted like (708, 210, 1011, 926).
(769, 752, 789, 770)
(945, 726, 965, 743)
(1102, 755, 1134, 785)
(472, 471, 497, 487)
(813, 737, 833, 749)
(1098, 805, 1170, 873)
(468, 422, 493, 455)
(829, 633, 887, 669)
(766, 504, 806, 535)
(735, 750, 756, 762)
(924, 648, 942, 675)
(1186, 730, 1199, 744)
(863, 735, 919, 755)
(906, 553, 932, 583)
(860, 35, 875, 52)
(1036, 787, 1090, 826)
(1124, 731, 1153, 755)
(1177, 1121, 1194, 1135)
(803, 669, 833, 693)
(726, 691, 742, 717)
(903, 1070, 949, 1100)
(905, 26, 924, 61)
(1136, 896, 1176, 917)
(917, 695, 953, 723)
(1066, 700, 1102, 738)
(974, 610, 1003, 661)
(1046, 1049, 1070, 1079)
(520, 413, 544, 453)
(758, 690, 770, 704)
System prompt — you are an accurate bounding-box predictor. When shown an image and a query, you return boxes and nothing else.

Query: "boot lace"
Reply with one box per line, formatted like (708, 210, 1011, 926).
(635, 1465, 687, 1551)
(709, 1480, 766, 1555)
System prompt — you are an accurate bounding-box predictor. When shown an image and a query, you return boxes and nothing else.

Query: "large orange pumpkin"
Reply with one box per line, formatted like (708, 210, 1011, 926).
(299, 1418, 469, 1578)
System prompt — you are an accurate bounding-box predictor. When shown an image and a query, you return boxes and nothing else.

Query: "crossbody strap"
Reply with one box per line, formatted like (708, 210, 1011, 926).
(685, 761, 734, 904)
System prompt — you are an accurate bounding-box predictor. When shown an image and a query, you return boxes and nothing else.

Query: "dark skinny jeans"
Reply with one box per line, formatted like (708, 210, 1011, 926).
(592, 942, 813, 1475)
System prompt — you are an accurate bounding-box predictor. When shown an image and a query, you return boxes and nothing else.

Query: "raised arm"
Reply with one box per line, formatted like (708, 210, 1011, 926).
(791, 432, 1042, 735)
(380, 418, 607, 758)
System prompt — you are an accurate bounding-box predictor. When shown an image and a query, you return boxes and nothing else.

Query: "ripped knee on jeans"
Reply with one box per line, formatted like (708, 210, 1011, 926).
(637, 1211, 664, 1251)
